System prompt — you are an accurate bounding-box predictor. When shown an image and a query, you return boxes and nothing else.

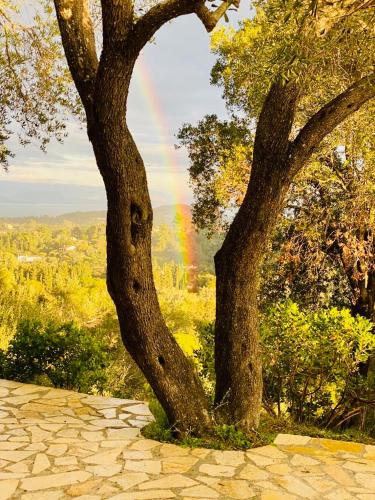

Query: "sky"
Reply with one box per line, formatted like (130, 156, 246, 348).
(0, 3, 252, 217)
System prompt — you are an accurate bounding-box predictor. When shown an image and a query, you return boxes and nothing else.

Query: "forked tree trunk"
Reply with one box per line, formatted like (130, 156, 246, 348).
(87, 59, 211, 435)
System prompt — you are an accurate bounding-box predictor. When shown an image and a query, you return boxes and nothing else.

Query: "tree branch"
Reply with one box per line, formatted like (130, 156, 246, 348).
(253, 82, 299, 166)
(196, 0, 240, 32)
(131, 0, 239, 53)
(53, 0, 98, 115)
(290, 74, 375, 171)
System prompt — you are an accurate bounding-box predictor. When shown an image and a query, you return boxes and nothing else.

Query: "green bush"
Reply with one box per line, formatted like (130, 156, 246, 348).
(1, 319, 109, 393)
(261, 302, 375, 426)
(194, 321, 215, 394)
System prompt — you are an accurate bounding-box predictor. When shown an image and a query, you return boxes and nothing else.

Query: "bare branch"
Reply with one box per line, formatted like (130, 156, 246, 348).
(290, 74, 375, 171)
(196, 0, 238, 32)
(53, 0, 98, 115)
(131, 0, 239, 53)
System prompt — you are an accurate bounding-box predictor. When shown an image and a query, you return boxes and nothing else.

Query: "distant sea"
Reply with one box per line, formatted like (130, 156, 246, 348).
(0, 181, 106, 217)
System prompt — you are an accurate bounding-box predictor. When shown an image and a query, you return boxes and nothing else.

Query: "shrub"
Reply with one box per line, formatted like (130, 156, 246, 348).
(1, 319, 109, 393)
(261, 302, 375, 427)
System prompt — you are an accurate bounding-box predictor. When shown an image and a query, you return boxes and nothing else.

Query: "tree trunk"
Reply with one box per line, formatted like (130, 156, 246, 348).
(214, 163, 291, 430)
(87, 56, 210, 435)
(214, 83, 298, 431)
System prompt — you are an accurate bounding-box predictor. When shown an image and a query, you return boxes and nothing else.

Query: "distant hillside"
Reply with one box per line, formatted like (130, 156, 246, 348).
(0, 205, 223, 272)
(0, 205, 191, 228)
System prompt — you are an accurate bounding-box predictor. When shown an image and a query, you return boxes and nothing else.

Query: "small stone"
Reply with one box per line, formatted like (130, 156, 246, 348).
(266, 463, 291, 475)
(29, 426, 52, 443)
(290, 454, 320, 466)
(122, 450, 153, 460)
(85, 464, 122, 477)
(8, 436, 29, 443)
(129, 440, 160, 451)
(12, 385, 47, 396)
(21, 471, 92, 491)
(239, 463, 269, 481)
(90, 419, 127, 429)
(190, 448, 211, 459)
(71, 496, 100, 500)
(123, 404, 151, 416)
(343, 461, 375, 473)
(21, 491, 63, 500)
(107, 428, 139, 439)
(162, 456, 198, 473)
(98, 408, 117, 418)
(159, 443, 190, 457)
(0, 451, 35, 463)
(57, 429, 79, 438)
(324, 489, 356, 500)
(364, 444, 375, 460)
(82, 448, 123, 465)
(110, 472, 149, 490)
(304, 476, 335, 492)
(0, 479, 19, 499)
(101, 440, 131, 448)
(211, 478, 255, 499)
(317, 439, 364, 455)
(0, 443, 24, 450)
(260, 491, 296, 500)
(24, 443, 47, 451)
(5, 462, 29, 473)
(109, 491, 175, 499)
(199, 464, 235, 477)
(55, 456, 78, 466)
(324, 464, 355, 486)
(46, 444, 68, 457)
(139, 474, 198, 489)
(355, 473, 375, 490)
(66, 478, 102, 496)
(124, 460, 161, 475)
(274, 475, 317, 498)
(252, 445, 287, 459)
(274, 434, 311, 446)
(246, 452, 277, 467)
(180, 485, 219, 498)
(212, 450, 245, 466)
(81, 432, 105, 442)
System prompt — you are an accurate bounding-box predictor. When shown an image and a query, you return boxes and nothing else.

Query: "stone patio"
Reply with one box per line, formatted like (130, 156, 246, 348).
(0, 379, 374, 499)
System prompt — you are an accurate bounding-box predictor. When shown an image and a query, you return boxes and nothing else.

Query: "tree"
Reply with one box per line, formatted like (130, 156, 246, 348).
(52, 0, 243, 435)
(0, 0, 76, 168)
(179, 107, 375, 321)
(49, 0, 374, 434)
(177, 0, 374, 430)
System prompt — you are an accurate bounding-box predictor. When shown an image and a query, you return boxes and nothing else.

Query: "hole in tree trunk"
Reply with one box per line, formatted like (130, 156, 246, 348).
(133, 279, 141, 292)
(158, 355, 165, 367)
(130, 203, 143, 245)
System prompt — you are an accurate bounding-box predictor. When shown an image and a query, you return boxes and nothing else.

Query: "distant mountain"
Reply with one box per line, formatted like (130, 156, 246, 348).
(0, 205, 191, 228)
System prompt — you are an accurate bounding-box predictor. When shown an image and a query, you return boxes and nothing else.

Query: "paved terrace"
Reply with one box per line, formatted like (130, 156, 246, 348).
(0, 379, 374, 499)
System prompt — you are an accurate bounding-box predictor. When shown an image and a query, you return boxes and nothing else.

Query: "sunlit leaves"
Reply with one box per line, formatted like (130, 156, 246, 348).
(211, 0, 374, 118)
(0, 0, 79, 168)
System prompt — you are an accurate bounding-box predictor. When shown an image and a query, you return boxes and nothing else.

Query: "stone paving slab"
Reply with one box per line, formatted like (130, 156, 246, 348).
(0, 379, 374, 499)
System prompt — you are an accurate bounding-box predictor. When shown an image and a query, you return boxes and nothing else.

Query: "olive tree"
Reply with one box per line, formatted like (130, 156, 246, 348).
(48, 0, 375, 434)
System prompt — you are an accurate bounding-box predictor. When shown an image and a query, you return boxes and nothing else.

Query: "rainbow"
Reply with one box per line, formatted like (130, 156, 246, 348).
(133, 57, 198, 290)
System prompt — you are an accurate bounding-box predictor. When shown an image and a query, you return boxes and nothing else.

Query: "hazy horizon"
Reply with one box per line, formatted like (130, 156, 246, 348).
(1, 4, 252, 217)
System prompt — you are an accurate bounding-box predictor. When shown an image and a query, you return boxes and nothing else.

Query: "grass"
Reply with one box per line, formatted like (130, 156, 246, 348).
(141, 399, 375, 450)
